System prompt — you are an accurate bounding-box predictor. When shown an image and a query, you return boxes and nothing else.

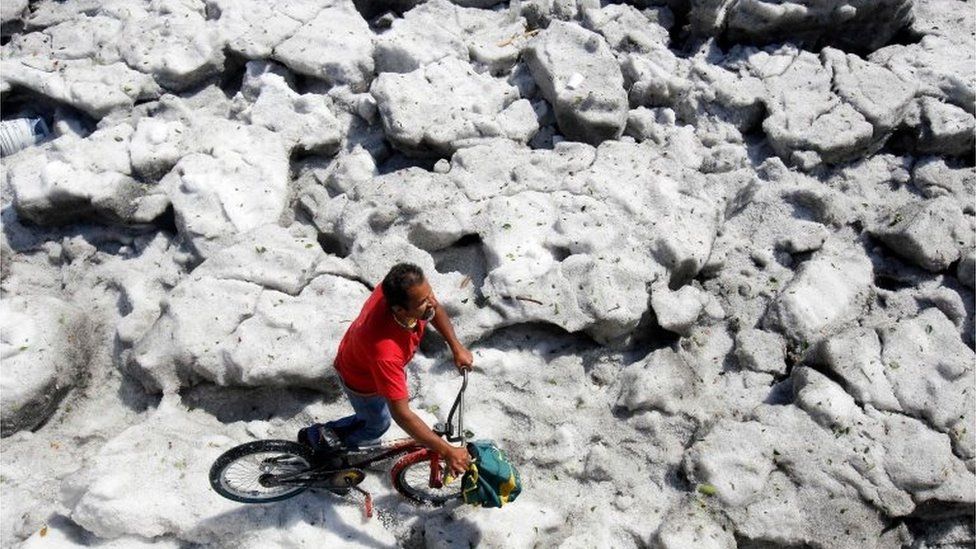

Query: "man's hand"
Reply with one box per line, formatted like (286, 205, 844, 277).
(389, 399, 471, 476)
(451, 345, 474, 372)
(443, 445, 471, 476)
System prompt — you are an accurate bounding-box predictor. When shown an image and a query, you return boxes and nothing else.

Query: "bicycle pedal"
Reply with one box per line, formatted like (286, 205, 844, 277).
(353, 485, 374, 520)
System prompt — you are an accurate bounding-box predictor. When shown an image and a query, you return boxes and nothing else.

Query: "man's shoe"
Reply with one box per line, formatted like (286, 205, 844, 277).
(318, 426, 344, 451)
(299, 423, 352, 468)
(297, 426, 312, 447)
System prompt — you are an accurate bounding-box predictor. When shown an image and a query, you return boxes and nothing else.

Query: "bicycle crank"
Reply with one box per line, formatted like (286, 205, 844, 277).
(321, 468, 374, 519)
(322, 468, 366, 490)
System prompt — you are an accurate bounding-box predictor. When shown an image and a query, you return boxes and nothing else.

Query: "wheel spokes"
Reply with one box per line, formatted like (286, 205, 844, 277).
(219, 452, 309, 499)
(402, 458, 456, 501)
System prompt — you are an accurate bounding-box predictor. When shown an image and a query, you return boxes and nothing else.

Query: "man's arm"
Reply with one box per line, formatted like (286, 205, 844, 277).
(388, 398, 470, 475)
(430, 304, 473, 370)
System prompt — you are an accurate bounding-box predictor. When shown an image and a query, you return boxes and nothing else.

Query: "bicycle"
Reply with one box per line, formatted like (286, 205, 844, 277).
(209, 371, 471, 516)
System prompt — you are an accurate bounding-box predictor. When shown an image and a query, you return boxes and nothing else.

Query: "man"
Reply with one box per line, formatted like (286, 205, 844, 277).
(313, 263, 472, 476)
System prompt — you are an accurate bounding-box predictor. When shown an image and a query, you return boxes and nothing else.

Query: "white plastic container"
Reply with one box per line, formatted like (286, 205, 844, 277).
(0, 117, 49, 157)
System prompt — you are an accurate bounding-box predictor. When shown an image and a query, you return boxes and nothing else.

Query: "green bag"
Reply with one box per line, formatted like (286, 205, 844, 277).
(461, 440, 522, 508)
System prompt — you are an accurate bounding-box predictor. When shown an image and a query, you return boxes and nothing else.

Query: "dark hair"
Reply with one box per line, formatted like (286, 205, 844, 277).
(382, 263, 425, 309)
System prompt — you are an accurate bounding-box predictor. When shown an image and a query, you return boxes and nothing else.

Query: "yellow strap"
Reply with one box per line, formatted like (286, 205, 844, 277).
(499, 471, 517, 504)
(461, 464, 481, 504)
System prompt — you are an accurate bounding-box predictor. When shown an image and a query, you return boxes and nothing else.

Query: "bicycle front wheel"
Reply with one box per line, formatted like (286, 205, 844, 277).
(392, 449, 461, 505)
(209, 440, 314, 504)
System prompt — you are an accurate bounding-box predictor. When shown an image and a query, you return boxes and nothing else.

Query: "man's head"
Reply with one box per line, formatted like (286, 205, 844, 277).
(382, 263, 437, 323)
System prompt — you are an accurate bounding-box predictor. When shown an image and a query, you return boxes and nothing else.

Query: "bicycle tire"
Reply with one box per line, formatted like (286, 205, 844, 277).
(209, 440, 315, 504)
(391, 449, 461, 505)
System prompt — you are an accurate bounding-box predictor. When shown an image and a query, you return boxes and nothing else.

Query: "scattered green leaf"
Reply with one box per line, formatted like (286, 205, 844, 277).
(697, 484, 717, 497)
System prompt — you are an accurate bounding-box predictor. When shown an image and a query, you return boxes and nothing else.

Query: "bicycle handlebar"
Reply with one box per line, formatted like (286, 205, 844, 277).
(445, 369, 468, 445)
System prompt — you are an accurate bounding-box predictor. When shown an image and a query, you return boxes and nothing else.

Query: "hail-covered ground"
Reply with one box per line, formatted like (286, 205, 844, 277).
(1, 0, 974, 547)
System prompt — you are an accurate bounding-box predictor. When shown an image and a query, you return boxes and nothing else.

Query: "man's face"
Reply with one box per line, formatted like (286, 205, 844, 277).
(400, 279, 438, 321)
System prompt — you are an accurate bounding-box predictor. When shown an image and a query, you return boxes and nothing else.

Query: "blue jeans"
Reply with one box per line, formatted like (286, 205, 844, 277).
(325, 381, 392, 448)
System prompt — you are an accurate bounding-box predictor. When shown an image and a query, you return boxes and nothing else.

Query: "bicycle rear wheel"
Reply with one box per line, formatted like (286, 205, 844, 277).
(210, 440, 314, 503)
(392, 449, 461, 505)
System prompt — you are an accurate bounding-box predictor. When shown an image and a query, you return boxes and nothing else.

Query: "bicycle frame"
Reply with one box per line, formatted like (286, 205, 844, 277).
(262, 437, 420, 487)
(270, 370, 469, 489)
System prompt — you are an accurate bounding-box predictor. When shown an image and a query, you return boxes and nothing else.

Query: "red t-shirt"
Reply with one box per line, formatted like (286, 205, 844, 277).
(334, 285, 427, 401)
